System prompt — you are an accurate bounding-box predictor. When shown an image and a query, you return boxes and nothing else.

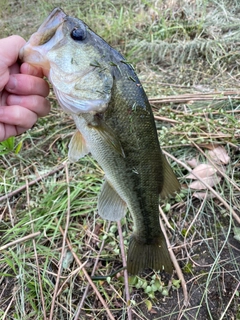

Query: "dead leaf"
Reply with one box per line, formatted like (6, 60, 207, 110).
(192, 191, 217, 200)
(145, 300, 152, 312)
(62, 251, 74, 269)
(189, 175, 221, 190)
(186, 158, 199, 168)
(233, 227, 240, 242)
(197, 143, 219, 150)
(150, 309, 158, 314)
(186, 164, 217, 179)
(208, 146, 230, 165)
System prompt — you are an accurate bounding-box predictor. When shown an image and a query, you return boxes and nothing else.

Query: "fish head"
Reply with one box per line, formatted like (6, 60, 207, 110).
(19, 8, 66, 74)
(19, 8, 113, 114)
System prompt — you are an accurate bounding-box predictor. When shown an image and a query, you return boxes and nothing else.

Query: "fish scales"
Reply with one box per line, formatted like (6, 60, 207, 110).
(105, 64, 163, 233)
(104, 63, 173, 273)
(20, 8, 180, 274)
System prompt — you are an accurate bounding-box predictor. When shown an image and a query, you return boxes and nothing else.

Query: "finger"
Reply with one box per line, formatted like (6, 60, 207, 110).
(9, 62, 21, 75)
(0, 105, 38, 128)
(0, 35, 26, 68)
(20, 62, 44, 78)
(7, 94, 51, 117)
(0, 90, 8, 106)
(5, 74, 50, 97)
(0, 123, 27, 142)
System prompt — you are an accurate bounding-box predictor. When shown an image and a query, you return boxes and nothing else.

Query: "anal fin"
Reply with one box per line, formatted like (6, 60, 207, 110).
(98, 179, 127, 221)
(160, 154, 181, 198)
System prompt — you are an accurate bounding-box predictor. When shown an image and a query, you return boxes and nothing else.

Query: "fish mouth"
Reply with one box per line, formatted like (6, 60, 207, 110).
(19, 7, 66, 74)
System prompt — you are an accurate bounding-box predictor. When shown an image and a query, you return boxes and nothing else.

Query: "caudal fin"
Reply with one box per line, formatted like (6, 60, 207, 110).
(127, 235, 173, 275)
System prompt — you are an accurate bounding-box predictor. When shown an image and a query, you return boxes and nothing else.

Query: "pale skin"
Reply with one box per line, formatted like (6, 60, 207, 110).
(0, 35, 50, 142)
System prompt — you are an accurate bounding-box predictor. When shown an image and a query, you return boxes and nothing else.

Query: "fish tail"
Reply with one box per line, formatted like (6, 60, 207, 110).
(127, 234, 173, 275)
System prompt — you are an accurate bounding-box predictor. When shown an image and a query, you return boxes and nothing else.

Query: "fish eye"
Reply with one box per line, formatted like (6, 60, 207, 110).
(71, 27, 86, 41)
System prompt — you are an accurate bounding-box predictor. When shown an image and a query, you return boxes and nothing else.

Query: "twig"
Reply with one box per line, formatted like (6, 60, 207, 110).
(0, 163, 65, 202)
(183, 192, 214, 268)
(171, 132, 240, 138)
(159, 205, 174, 231)
(73, 222, 111, 320)
(173, 237, 214, 250)
(159, 206, 189, 306)
(2, 296, 14, 320)
(154, 81, 195, 89)
(57, 263, 88, 297)
(0, 231, 40, 251)
(107, 280, 146, 320)
(149, 90, 240, 104)
(154, 115, 180, 124)
(57, 225, 115, 320)
(26, 180, 47, 320)
(168, 108, 240, 117)
(163, 150, 240, 225)
(49, 162, 71, 320)
(117, 220, 132, 320)
(219, 281, 240, 320)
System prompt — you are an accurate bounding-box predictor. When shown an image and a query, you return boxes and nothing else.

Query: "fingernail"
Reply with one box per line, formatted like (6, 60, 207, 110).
(6, 76, 17, 91)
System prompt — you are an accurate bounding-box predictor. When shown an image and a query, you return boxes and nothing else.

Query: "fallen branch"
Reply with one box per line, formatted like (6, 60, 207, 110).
(49, 163, 71, 320)
(26, 180, 47, 320)
(0, 163, 65, 202)
(171, 132, 239, 138)
(159, 206, 189, 306)
(149, 90, 240, 104)
(73, 222, 111, 319)
(117, 220, 132, 320)
(219, 281, 240, 320)
(0, 231, 40, 251)
(154, 115, 180, 124)
(57, 225, 115, 320)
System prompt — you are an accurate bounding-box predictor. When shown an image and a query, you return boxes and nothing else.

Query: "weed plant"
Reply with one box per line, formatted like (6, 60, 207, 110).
(0, 1, 240, 319)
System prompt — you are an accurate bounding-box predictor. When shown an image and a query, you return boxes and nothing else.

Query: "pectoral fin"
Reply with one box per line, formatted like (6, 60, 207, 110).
(98, 179, 127, 221)
(160, 154, 181, 198)
(88, 118, 125, 158)
(68, 130, 89, 162)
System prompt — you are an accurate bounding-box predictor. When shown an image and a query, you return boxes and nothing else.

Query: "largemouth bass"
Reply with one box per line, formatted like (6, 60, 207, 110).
(20, 8, 180, 274)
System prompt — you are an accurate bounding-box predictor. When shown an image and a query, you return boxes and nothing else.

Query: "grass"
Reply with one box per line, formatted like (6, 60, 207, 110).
(0, 0, 240, 319)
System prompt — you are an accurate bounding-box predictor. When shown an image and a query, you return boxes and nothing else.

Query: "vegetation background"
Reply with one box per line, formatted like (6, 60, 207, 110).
(0, 0, 240, 319)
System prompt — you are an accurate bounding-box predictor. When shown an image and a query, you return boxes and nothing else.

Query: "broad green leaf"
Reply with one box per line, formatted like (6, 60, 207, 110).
(145, 299, 152, 312)
(233, 227, 240, 242)
(15, 141, 23, 154)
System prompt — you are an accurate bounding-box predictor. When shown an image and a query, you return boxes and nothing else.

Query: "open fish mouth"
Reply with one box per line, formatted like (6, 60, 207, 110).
(19, 7, 113, 114)
(19, 7, 181, 274)
(19, 8, 66, 74)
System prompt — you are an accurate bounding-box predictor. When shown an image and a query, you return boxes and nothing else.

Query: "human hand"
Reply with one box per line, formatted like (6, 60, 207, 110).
(0, 35, 50, 142)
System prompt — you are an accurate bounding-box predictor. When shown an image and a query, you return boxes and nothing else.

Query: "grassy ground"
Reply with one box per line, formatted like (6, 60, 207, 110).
(0, 0, 240, 319)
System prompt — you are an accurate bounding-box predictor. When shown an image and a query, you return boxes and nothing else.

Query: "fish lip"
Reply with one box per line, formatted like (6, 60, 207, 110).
(19, 8, 66, 70)
(37, 7, 66, 36)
